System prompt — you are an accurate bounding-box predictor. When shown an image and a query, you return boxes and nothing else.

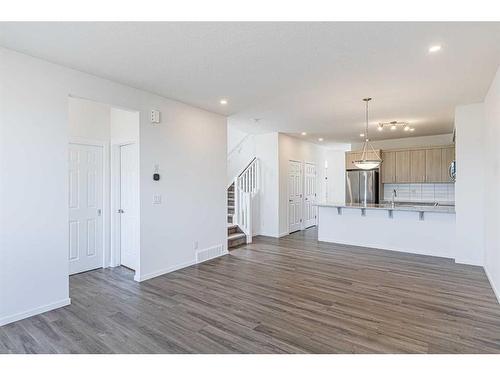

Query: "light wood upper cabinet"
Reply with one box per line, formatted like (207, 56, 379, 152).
(348, 145, 455, 185)
(425, 148, 442, 183)
(410, 150, 426, 183)
(381, 151, 395, 183)
(395, 151, 410, 183)
(345, 152, 361, 169)
(345, 150, 381, 170)
(441, 147, 455, 182)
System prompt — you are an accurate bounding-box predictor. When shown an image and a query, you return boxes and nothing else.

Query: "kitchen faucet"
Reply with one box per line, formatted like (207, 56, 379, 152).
(391, 188, 397, 208)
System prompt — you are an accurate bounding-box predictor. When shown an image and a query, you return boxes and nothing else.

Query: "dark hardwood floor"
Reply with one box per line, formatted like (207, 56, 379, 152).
(2, 227, 500, 353)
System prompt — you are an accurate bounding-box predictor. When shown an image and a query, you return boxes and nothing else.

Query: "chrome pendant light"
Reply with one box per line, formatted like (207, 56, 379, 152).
(354, 98, 382, 170)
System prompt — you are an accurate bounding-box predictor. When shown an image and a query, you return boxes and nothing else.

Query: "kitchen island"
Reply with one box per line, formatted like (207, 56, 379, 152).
(317, 202, 456, 259)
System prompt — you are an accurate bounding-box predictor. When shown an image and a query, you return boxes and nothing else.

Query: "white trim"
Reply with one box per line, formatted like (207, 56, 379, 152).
(135, 251, 229, 282)
(278, 232, 289, 238)
(485, 266, 500, 305)
(68, 138, 109, 271)
(110, 139, 140, 275)
(0, 298, 71, 327)
(454, 257, 483, 267)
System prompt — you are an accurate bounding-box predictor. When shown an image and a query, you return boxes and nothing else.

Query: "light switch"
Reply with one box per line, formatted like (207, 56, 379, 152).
(153, 194, 162, 204)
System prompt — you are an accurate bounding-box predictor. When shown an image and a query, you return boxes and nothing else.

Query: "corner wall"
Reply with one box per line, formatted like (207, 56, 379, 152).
(0, 47, 227, 325)
(454, 103, 485, 266)
(483, 66, 500, 302)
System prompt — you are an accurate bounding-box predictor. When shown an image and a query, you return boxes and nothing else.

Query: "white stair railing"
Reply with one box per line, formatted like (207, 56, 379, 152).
(233, 157, 259, 243)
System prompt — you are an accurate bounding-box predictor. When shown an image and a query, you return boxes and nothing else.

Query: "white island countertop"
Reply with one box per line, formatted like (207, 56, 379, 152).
(316, 201, 456, 259)
(316, 202, 455, 214)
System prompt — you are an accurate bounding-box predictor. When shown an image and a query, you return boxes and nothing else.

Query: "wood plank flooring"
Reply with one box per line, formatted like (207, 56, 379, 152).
(1, 227, 500, 353)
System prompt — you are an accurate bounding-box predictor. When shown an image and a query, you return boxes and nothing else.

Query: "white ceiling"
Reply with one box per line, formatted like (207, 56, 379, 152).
(1, 22, 499, 143)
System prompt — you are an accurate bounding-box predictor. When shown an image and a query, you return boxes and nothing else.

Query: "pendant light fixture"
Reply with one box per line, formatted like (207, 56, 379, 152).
(354, 98, 382, 170)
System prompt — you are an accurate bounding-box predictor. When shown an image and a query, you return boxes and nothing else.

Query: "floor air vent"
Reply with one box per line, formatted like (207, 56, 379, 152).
(196, 244, 226, 263)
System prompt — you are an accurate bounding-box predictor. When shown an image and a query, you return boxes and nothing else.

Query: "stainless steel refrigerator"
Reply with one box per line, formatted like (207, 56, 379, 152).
(346, 170, 379, 204)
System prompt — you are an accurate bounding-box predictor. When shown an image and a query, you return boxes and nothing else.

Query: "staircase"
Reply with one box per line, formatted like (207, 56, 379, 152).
(227, 183, 246, 249)
(227, 158, 259, 250)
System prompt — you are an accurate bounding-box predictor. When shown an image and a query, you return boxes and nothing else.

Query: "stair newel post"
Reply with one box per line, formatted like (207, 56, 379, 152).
(246, 192, 252, 243)
(233, 177, 239, 226)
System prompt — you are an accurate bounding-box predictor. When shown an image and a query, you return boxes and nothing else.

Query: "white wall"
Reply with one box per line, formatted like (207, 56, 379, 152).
(227, 134, 256, 185)
(278, 134, 327, 236)
(111, 107, 140, 142)
(254, 133, 280, 237)
(325, 148, 349, 203)
(69, 96, 110, 140)
(0, 47, 227, 325)
(227, 124, 248, 153)
(483, 67, 500, 302)
(351, 133, 453, 151)
(453, 66, 500, 302)
(454, 103, 485, 266)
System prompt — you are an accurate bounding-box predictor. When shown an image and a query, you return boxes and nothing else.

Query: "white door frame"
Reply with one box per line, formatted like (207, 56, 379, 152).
(287, 159, 304, 234)
(110, 140, 140, 276)
(303, 161, 317, 229)
(68, 137, 109, 271)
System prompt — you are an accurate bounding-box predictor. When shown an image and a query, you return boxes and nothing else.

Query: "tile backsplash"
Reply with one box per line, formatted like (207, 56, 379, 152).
(383, 183, 455, 203)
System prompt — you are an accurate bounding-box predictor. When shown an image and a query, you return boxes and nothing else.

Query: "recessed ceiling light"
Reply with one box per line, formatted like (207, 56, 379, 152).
(377, 124, 384, 131)
(359, 133, 365, 137)
(318, 138, 324, 142)
(410, 128, 415, 132)
(301, 132, 307, 136)
(404, 125, 410, 131)
(219, 99, 228, 105)
(390, 125, 397, 131)
(428, 45, 442, 53)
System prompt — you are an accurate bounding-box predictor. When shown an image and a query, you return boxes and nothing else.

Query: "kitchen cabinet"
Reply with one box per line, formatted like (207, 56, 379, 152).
(381, 151, 395, 183)
(395, 151, 410, 183)
(425, 148, 442, 182)
(441, 147, 455, 182)
(410, 150, 426, 183)
(345, 150, 381, 170)
(345, 152, 361, 169)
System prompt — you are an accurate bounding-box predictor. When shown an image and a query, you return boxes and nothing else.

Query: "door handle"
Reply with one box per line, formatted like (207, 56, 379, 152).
(117, 209, 125, 214)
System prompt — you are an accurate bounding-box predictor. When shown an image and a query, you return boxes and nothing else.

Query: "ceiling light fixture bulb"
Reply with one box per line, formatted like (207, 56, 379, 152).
(318, 138, 324, 142)
(377, 124, 383, 131)
(429, 45, 442, 53)
(410, 128, 415, 132)
(219, 99, 228, 105)
(359, 133, 365, 137)
(301, 132, 307, 136)
(390, 125, 397, 131)
(404, 125, 410, 131)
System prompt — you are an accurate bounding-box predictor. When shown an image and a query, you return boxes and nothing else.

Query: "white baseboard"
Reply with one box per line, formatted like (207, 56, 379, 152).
(135, 249, 229, 282)
(0, 298, 71, 327)
(454, 257, 484, 267)
(484, 266, 500, 305)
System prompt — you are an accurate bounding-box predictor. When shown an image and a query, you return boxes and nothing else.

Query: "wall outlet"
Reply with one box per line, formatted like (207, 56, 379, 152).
(153, 194, 162, 204)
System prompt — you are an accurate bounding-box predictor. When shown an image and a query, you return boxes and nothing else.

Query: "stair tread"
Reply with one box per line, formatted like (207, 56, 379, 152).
(228, 233, 246, 240)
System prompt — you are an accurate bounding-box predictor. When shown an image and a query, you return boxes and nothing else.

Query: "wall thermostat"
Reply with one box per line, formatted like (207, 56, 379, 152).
(153, 173, 160, 181)
(150, 110, 161, 124)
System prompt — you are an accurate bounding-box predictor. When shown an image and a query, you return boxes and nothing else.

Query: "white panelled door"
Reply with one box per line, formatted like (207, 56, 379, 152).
(304, 162, 317, 228)
(119, 143, 139, 271)
(68, 143, 104, 275)
(288, 160, 303, 233)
